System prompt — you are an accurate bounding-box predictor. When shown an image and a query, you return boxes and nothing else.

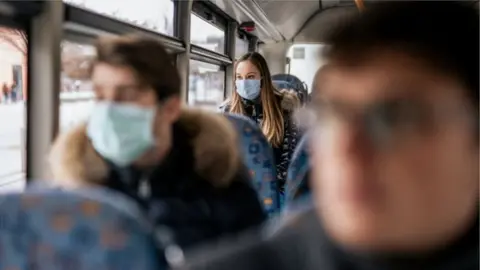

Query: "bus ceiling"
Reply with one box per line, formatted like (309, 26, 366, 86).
(210, 0, 368, 44)
(215, 0, 478, 45)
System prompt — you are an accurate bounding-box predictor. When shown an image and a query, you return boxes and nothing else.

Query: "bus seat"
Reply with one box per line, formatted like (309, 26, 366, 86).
(285, 135, 310, 208)
(272, 74, 309, 105)
(0, 188, 161, 270)
(272, 80, 294, 91)
(272, 80, 307, 106)
(224, 113, 279, 216)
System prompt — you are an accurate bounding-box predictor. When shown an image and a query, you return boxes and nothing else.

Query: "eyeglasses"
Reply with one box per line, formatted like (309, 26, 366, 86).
(296, 97, 475, 148)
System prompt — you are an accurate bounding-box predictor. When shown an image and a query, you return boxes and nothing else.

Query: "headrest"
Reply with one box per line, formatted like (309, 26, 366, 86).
(273, 80, 295, 90)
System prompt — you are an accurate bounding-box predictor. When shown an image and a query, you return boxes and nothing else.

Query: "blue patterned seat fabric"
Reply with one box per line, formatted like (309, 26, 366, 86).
(0, 187, 161, 270)
(224, 113, 279, 216)
(272, 73, 309, 105)
(285, 134, 310, 208)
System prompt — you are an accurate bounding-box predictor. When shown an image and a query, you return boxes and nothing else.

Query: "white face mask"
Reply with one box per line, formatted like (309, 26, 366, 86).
(235, 79, 261, 100)
(87, 101, 156, 166)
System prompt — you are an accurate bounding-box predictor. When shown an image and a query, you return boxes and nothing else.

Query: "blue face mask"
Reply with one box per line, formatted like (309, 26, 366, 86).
(235, 79, 261, 100)
(87, 101, 156, 167)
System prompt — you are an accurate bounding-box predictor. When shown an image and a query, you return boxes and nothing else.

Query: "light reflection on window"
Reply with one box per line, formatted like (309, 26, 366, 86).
(190, 14, 225, 54)
(64, 0, 175, 36)
(188, 60, 225, 110)
(0, 27, 27, 191)
(60, 41, 96, 132)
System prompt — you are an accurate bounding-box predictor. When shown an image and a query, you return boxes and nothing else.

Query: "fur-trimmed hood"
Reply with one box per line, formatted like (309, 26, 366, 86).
(48, 108, 241, 189)
(276, 88, 301, 112)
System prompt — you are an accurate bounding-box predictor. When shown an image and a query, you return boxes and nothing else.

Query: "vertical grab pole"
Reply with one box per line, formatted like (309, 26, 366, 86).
(175, 0, 193, 104)
(27, 1, 63, 181)
(21, 127, 25, 173)
(225, 21, 237, 99)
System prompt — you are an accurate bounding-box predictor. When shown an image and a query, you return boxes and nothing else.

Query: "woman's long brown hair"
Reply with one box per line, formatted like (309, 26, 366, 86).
(229, 52, 285, 147)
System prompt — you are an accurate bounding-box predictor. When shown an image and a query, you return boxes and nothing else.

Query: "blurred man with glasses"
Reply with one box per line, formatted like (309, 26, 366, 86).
(174, 2, 479, 269)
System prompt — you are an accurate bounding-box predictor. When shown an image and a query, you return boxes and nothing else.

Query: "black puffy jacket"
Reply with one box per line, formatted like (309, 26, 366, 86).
(179, 207, 479, 270)
(220, 90, 301, 196)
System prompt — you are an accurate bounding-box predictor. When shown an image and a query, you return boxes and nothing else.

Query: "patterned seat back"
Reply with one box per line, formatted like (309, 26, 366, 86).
(0, 187, 161, 270)
(224, 113, 279, 216)
(272, 73, 309, 105)
(285, 134, 310, 207)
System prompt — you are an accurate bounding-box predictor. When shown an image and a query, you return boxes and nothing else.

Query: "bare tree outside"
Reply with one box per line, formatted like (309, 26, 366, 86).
(0, 0, 173, 93)
(0, 27, 28, 101)
(0, 28, 27, 56)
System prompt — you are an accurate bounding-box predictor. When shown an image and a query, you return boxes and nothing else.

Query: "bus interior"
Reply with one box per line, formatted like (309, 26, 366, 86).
(0, 0, 478, 268)
(0, 0, 378, 191)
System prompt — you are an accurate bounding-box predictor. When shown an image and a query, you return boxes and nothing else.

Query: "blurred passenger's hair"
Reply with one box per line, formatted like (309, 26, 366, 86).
(324, 1, 479, 114)
(93, 35, 180, 102)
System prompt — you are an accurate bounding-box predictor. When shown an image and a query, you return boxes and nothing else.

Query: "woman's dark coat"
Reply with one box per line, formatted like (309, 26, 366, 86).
(220, 89, 301, 195)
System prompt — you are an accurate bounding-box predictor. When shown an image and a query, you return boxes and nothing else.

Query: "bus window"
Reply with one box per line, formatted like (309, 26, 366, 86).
(60, 41, 96, 133)
(286, 44, 326, 93)
(190, 14, 225, 55)
(0, 27, 27, 191)
(188, 60, 225, 111)
(64, 0, 175, 36)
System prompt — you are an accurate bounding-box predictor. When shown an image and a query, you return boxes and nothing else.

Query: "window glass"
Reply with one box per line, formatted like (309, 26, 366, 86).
(188, 60, 225, 110)
(235, 37, 249, 59)
(64, 0, 175, 36)
(60, 41, 96, 132)
(190, 14, 225, 54)
(286, 44, 326, 93)
(0, 27, 27, 191)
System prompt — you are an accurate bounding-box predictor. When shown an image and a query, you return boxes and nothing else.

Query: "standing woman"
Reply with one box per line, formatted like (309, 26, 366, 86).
(220, 52, 301, 199)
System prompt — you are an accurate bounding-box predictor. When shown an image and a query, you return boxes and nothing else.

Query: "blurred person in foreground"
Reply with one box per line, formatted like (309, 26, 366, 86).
(173, 2, 479, 269)
(48, 35, 265, 250)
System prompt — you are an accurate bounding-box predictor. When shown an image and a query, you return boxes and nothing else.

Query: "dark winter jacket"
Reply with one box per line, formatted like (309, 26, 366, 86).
(48, 108, 266, 249)
(177, 206, 479, 270)
(219, 89, 301, 198)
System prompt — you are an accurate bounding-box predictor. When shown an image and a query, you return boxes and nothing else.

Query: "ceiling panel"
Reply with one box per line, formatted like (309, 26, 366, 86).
(206, 0, 365, 43)
(256, 0, 320, 40)
(294, 6, 356, 43)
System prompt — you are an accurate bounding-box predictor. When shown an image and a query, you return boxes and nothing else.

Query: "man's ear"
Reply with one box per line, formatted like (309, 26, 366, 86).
(161, 96, 182, 123)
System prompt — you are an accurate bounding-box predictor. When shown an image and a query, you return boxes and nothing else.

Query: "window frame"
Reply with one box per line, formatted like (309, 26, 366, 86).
(63, 3, 185, 53)
(189, 0, 230, 58)
(188, 1, 235, 105)
(190, 12, 227, 56)
(64, 0, 177, 37)
(191, 1, 228, 32)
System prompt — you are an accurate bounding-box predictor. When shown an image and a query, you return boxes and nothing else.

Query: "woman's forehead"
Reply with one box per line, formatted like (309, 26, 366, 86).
(236, 60, 260, 74)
